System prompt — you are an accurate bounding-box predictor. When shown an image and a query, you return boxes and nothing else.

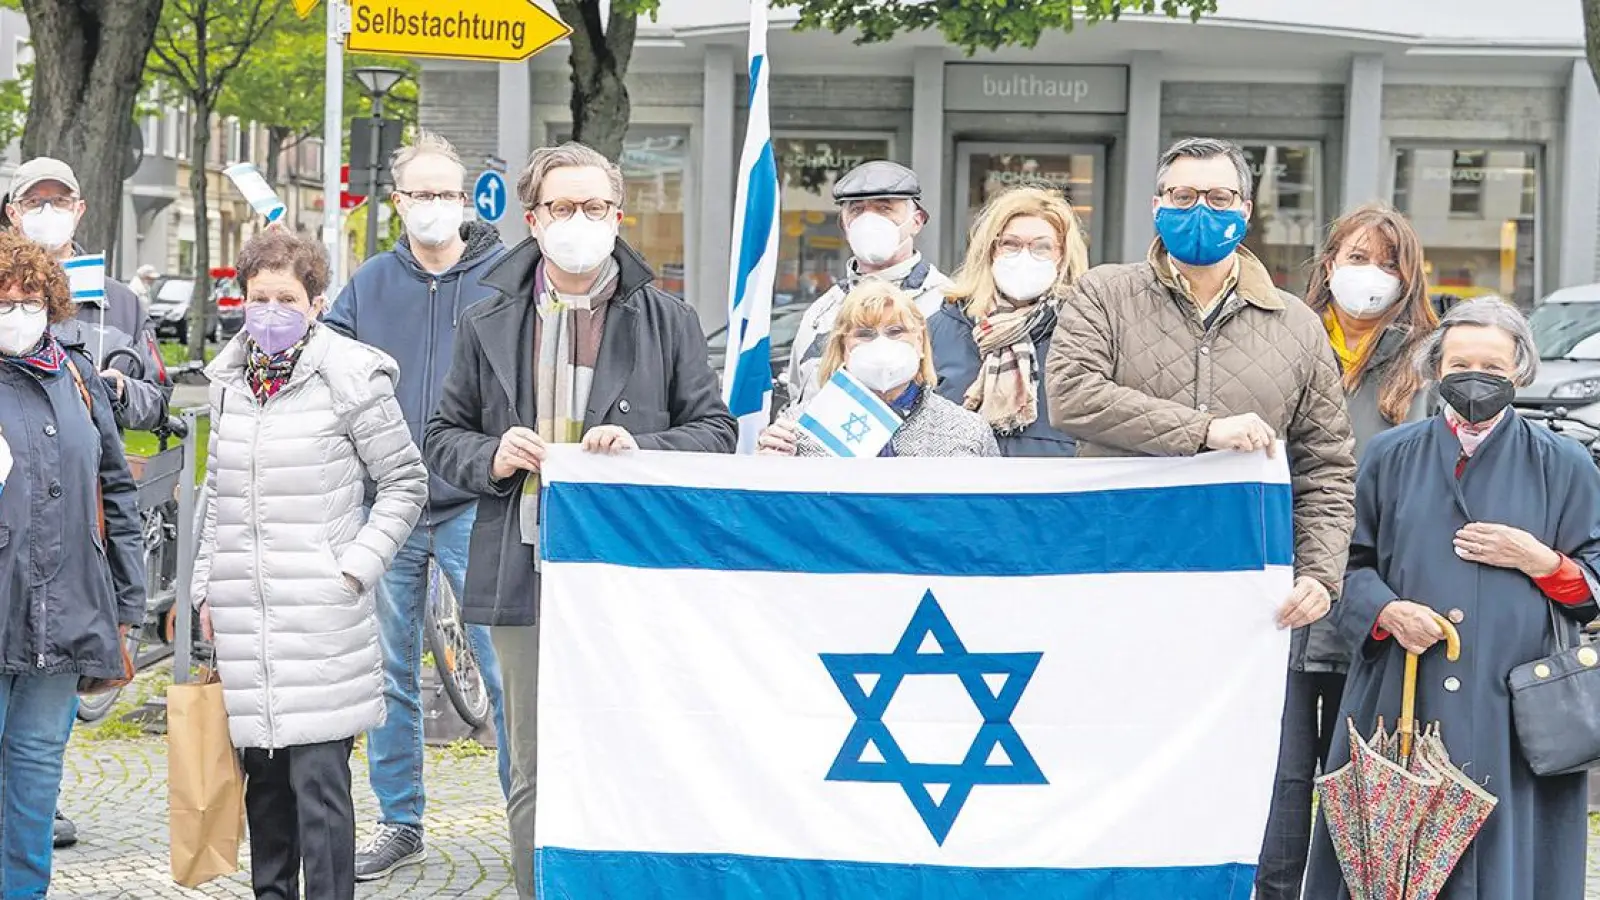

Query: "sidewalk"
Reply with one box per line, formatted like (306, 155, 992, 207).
(53, 734, 512, 899)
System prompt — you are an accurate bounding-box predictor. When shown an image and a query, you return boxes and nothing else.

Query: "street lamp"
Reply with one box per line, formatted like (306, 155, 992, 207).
(351, 66, 408, 259)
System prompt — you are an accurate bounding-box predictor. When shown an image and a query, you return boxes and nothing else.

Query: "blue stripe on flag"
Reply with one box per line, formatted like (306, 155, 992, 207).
(727, 335, 773, 420)
(831, 371, 900, 431)
(70, 289, 106, 299)
(61, 256, 103, 269)
(795, 412, 859, 458)
(537, 848, 1255, 899)
(544, 481, 1295, 575)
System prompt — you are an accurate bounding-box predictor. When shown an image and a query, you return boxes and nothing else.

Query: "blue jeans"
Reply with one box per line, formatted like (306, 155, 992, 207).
(0, 673, 79, 899)
(367, 505, 510, 827)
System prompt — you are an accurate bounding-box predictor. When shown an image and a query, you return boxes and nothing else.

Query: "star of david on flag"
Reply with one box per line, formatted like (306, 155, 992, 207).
(534, 447, 1295, 899)
(796, 367, 901, 457)
(822, 590, 1046, 844)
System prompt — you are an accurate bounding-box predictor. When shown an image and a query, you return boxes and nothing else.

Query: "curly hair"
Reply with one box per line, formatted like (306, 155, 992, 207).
(237, 229, 330, 298)
(0, 230, 72, 323)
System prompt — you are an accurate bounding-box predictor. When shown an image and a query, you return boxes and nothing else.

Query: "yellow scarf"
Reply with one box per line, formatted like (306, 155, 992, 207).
(1323, 309, 1371, 371)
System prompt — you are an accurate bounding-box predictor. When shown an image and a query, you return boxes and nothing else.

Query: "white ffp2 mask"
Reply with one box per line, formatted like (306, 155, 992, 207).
(846, 213, 910, 267)
(21, 206, 76, 252)
(991, 254, 1059, 303)
(847, 337, 921, 393)
(0, 307, 48, 356)
(539, 216, 617, 275)
(405, 201, 465, 248)
(1329, 264, 1402, 319)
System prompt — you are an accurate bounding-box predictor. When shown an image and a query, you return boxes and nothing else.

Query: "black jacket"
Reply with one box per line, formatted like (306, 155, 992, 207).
(424, 238, 737, 626)
(0, 345, 145, 677)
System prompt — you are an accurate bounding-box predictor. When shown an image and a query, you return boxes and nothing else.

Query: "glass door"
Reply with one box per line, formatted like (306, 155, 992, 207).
(954, 143, 1107, 264)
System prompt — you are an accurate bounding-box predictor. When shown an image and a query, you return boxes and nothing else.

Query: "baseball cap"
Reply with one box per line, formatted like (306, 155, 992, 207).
(9, 157, 80, 202)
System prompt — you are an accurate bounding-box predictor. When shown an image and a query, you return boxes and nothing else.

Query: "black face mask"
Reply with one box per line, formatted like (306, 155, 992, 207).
(1438, 371, 1516, 425)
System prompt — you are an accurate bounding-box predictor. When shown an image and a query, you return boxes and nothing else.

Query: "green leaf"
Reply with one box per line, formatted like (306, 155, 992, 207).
(769, 0, 1219, 54)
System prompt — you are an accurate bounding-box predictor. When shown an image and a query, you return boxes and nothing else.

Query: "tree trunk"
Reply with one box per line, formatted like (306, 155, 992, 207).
(266, 125, 289, 185)
(555, 0, 637, 161)
(19, 0, 163, 257)
(187, 110, 215, 362)
(1586, 0, 1600, 95)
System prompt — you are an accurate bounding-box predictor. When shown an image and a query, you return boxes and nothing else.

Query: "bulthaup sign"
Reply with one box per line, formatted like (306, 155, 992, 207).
(945, 65, 1129, 115)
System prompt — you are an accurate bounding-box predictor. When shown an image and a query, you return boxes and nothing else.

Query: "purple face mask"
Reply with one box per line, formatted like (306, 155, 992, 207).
(244, 303, 310, 355)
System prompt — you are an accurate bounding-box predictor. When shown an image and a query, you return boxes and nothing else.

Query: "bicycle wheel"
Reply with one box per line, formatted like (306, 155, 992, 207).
(426, 564, 491, 729)
(75, 631, 142, 723)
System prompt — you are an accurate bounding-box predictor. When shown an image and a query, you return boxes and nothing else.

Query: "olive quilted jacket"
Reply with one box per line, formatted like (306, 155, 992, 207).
(1044, 244, 1357, 605)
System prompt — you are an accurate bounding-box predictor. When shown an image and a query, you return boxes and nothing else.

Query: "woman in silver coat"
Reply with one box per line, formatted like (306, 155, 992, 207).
(192, 230, 427, 900)
(758, 280, 1000, 458)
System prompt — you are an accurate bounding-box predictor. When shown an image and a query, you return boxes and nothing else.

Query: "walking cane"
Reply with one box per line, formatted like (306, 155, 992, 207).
(1399, 611, 1462, 764)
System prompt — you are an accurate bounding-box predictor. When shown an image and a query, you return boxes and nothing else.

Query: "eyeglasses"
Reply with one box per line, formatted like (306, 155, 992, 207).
(1163, 186, 1243, 211)
(0, 298, 46, 314)
(994, 236, 1060, 262)
(848, 324, 915, 342)
(396, 190, 468, 204)
(533, 199, 618, 222)
(13, 196, 76, 213)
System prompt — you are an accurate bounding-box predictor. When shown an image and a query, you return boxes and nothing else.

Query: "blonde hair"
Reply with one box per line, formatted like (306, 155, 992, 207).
(391, 129, 464, 188)
(516, 141, 625, 209)
(817, 280, 938, 389)
(946, 187, 1089, 319)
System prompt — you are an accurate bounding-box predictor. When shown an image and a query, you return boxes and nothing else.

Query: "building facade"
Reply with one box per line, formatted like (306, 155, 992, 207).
(420, 0, 1600, 331)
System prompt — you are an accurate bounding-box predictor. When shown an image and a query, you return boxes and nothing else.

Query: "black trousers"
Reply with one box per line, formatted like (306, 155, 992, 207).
(241, 738, 357, 900)
(1255, 669, 1345, 900)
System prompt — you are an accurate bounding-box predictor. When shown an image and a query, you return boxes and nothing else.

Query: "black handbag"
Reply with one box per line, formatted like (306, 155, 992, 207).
(1507, 601, 1600, 776)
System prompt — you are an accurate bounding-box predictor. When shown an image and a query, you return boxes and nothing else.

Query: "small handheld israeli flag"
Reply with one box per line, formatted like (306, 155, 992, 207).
(224, 162, 286, 224)
(796, 367, 902, 457)
(0, 427, 11, 499)
(62, 254, 105, 304)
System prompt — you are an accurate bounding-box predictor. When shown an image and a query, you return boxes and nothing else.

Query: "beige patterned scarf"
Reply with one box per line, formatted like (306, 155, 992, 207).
(964, 298, 1049, 434)
(520, 257, 620, 547)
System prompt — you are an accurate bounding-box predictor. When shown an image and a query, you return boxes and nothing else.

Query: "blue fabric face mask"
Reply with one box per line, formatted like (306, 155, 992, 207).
(1154, 204, 1249, 267)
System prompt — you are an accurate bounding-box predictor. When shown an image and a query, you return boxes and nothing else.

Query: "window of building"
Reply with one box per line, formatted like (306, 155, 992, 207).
(1392, 146, 1540, 307)
(554, 128, 689, 298)
(1235, 143, 1322, 296)
(957, 145, 1102, 263)
(772, 134, 892, 309)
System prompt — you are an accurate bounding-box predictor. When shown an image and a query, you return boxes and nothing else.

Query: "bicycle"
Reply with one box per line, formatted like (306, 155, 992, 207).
(426, 561, 491, 729)
(78, 348, 192, 722)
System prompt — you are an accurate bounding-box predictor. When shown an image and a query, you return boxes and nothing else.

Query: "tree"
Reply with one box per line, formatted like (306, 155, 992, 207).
(147, 0, 286, 361)
(14, 0, 165, 257)
(1585, 0, 1600, 94)
(556, 0, 1217, 161)
(0, 63, 29, 150)
(218, 13, 418, 185)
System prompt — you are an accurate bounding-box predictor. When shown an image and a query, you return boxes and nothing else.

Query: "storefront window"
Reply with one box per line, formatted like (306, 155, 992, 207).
(773, 135, 891, 309)
(1392, 147, 1540, 308)
(960, 147, 1100, 259)
(1236, 143, 1321, 296)
(555, 129, 688, 297)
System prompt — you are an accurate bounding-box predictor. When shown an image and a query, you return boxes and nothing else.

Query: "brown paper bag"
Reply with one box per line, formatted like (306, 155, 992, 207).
(167, 673, 245, 888)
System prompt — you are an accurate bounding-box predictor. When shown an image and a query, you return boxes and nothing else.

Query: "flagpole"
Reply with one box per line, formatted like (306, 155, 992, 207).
(721, 0, 781, 454)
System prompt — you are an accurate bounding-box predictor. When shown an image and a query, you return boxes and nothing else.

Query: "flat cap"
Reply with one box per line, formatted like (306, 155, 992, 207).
(832, 160, 922, 204)
(9, 157, 79, 201)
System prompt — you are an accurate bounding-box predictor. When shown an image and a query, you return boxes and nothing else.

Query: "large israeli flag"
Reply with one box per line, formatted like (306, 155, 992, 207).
(534, 448, 1293, 898)
(720, 0, 780, 454)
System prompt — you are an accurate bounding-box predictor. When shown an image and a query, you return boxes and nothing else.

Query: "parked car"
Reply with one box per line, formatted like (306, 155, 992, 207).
(1514, 283, 1600, 434)
(146, 268, 245, 345)
(706, 303, 811, 418)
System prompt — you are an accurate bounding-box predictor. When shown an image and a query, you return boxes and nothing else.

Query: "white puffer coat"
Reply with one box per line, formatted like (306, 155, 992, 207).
(193, 326, 427, 749)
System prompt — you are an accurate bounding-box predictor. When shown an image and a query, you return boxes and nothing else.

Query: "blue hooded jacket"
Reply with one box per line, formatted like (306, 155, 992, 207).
(323, 219, 505, 525)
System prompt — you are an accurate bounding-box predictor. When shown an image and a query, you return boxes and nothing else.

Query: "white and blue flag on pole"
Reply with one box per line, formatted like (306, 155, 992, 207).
(720, 0, 780, 454)
(796, 367, 900, 457)
(534, 449, 1293, 898)
(63, 254, 105, 304)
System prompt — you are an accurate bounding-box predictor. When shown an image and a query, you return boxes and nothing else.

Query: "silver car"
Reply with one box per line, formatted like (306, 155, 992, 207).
(1516, 283, 1600, 441)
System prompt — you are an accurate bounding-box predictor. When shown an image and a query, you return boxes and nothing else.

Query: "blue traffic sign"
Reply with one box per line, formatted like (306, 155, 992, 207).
(474, 170, 507, 222)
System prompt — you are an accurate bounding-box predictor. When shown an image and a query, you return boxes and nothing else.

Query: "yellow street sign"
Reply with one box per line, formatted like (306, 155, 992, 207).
(294, 0, 318, 19)
(345, 0, 571, 63)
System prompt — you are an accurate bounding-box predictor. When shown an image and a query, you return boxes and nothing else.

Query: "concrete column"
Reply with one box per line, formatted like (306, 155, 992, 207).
(496, 60, 533, 245)
(911, 46, 945, 269)
(1118, 51, 1163, 263)
(1340, 54, 1385, 213)
(698, 45, 737, 329)
(1560, 59, 1600, 289)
